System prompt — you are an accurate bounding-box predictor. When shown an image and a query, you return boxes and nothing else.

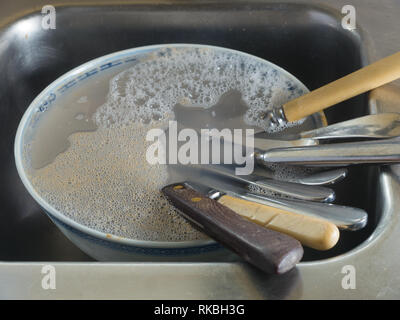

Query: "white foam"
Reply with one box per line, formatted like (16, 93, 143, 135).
(30, 123, 208, 241)
(28, 46, 308, 241)
(94, 47, 306, 132)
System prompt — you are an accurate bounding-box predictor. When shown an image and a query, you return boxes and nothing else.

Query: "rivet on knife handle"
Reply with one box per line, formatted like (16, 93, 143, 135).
(162, 183, 303, 274)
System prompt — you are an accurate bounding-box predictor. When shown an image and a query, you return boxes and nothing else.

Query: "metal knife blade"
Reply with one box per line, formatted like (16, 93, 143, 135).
(184, 180, 367, 231)
(188, 164, 335, 202)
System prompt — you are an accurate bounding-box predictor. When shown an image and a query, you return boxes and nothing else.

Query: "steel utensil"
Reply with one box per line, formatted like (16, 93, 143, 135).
(237, 113, 400, 150)
(162, 182, 304, 274)
(251, 165, 347, 185)
(256, 137, 400, 166)
(264, 51, 400, 129)
(260, 113, 400, 141)
(185, 180, 367, 231)
(184, 181, 340, 250)
(299, 113, 400, 140)
(292, 168, 348, 185)
(189, 164, 335, 202)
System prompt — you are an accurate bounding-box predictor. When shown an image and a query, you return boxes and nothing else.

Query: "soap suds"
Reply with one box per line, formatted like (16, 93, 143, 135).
(26, 46, 309, 241)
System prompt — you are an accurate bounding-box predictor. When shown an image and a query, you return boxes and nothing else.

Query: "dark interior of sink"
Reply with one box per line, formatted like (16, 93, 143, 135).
(0, 3, 376, 262)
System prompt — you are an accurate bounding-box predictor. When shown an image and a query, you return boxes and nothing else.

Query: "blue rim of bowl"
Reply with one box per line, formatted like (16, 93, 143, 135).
(14, 43, 310, 249)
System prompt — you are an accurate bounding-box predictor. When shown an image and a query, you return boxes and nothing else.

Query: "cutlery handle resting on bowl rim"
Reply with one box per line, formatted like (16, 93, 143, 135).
(162, 183, 303, 274)
(283, 51, 400, 122)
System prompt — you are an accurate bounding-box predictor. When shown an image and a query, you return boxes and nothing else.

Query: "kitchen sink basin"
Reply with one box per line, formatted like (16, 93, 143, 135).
(0, 1, 374, 264)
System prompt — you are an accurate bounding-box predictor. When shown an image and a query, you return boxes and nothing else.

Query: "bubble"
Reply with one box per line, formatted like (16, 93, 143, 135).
(27, 46, 307, 241)
(94, 47, 305, 132)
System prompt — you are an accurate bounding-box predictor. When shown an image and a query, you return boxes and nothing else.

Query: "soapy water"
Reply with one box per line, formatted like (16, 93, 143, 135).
(94, 47, 305, 131)
(26, 46, 311, 241)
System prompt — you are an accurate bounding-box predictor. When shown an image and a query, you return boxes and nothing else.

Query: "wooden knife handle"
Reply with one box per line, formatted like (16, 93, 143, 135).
(283, 51, 400, 122)
(162, 183, 303, 274)
(218, 195, 339, 251)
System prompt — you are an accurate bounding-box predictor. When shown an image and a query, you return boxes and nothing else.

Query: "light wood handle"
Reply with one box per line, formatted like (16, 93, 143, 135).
(283, 51, 400, 122)
(218, 195, 339, 251)
(162, 183, 303, 274)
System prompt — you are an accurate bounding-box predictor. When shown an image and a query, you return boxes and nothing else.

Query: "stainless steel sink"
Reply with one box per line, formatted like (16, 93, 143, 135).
(1, 0, 400, 299)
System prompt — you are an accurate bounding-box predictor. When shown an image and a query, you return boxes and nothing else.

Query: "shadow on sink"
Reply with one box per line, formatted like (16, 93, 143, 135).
(0, 2, 375, 262)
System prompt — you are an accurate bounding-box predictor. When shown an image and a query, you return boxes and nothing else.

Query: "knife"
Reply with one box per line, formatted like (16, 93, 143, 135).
(189, 164, 336, 202)
(257, 113, 400, 141)
(182, 181, 340, 251)
(162, 183, 304, 274)
(263, 51, 400, 129)
(185, 179, 367, 231)
(256, 137, 400, 166)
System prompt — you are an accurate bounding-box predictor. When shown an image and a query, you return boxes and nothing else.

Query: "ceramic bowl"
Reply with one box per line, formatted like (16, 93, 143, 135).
(14, 44, 319, 261)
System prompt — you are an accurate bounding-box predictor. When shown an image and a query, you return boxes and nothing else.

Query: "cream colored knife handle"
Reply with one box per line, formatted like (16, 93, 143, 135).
(218, 195, 339, 251)
(283, 51, 400, 122)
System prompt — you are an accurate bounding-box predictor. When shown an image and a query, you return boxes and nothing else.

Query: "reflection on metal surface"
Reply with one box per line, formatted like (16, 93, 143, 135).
(1, 0, 400, 299)
(258, 138, 400, 166)
(301, 113, 400, 140)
